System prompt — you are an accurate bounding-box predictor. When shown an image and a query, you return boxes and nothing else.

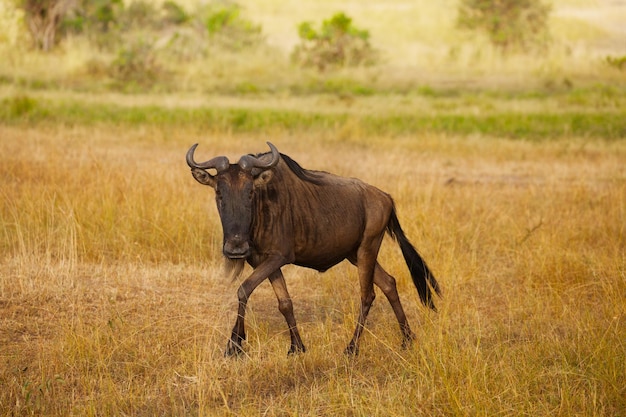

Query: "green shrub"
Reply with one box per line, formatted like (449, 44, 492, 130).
(108, 39, 164, 89)
(457, 0, 551, 54)
(118, 0, 160, 30)
(291, 12, 378, 71)
(60, 0, 122, 35)
(606, 55, 626, 71)
(1, 95, 37, 118)
(162, 1, 189, 25)
(63, 0, 189, 35)
(25, 0, 262, 59)
(199, 1, 262, 50)
(61, 0, 191, 50)
(60, 0, 123, 50)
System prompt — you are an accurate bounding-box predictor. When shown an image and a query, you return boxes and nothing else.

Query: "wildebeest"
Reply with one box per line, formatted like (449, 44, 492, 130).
(186, 142, 440, 356)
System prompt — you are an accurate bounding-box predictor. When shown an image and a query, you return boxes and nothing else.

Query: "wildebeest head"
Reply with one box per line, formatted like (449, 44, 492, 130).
(186, 142, 279, 259)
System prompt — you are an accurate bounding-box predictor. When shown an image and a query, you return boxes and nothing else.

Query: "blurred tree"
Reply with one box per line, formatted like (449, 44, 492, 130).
(17, 0, 77, 50)
(457, 0, 551, 54)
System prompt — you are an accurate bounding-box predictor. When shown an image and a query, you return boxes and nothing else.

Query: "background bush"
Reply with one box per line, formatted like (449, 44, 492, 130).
(606, 55, 626, 71)
(200, 1, 263, 50)
(108, 38, 164, 90)
(2, 0, 623, 96)
(291, 12, 378, 71)
(457, 0, 551, 54)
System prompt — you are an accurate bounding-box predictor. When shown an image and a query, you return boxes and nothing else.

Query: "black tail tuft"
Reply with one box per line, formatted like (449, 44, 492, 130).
(387, 205, 441, 311)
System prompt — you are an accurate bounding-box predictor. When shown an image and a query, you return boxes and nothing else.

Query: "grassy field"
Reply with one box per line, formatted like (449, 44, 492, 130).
(1, 119, 625, 415)
(1, 0, 625, 415)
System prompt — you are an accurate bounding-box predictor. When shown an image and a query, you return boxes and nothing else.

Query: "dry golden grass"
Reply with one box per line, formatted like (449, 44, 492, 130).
(1, 124, 625, 415)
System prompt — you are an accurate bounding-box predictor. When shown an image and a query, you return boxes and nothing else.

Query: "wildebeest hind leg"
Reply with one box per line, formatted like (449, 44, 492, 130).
(344, 237, 381, 355)
(373, 263, 416, 349)
(268, 270, 306, 355)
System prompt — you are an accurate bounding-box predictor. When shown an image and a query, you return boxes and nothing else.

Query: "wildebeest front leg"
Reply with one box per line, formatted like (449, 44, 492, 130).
(268, 270, 306, 355)
(225, 257, 286, 357)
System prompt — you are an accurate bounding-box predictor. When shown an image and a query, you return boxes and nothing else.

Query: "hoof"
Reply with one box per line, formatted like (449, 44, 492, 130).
(401, 333, 416, 350)
(224, 340, 245, 357)
(287, 344, 306, 356)
(343, 344, 359, 356)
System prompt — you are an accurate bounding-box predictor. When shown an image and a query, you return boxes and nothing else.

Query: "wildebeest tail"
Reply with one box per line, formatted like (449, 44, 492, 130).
(387, 205, 441, 311)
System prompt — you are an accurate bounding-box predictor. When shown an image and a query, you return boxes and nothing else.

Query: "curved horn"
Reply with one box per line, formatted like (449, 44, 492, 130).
(238, 142, 280, 171)
(186, 143, 229, 172)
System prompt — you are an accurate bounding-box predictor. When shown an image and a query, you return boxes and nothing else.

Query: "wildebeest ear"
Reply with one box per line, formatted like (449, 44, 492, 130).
(253, 170, 273, 187)
(191, 168, 216, 188)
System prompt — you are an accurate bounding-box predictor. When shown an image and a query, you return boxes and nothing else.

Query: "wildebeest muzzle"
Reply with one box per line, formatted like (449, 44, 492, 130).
(223, 234, 250, 259)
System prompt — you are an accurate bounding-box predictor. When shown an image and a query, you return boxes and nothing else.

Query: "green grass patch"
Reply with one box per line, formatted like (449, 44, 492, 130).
(1, 95, 624, 140)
